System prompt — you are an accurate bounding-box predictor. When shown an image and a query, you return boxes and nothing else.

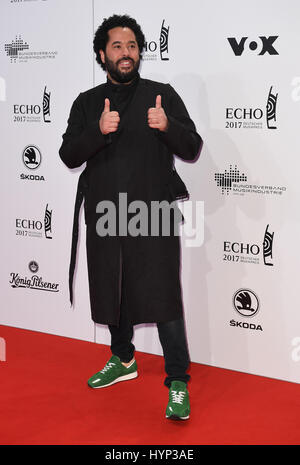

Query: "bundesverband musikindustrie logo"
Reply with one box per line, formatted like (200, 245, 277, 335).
(4, 35, 57, 63)
(214, 164, 287, 197)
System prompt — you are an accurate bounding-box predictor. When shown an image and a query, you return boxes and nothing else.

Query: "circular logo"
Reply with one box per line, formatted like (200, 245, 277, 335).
(233, 289, 259, 317)
(22, 145, 42, 170)
(28, 260, 39, 273)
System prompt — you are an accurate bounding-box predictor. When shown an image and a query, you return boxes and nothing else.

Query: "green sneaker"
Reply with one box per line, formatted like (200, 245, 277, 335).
(87, 355, 138, 389)
(166, 380, 190, 420)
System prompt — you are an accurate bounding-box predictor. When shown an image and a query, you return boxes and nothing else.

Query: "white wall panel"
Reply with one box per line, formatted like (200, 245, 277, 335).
(0, 0, 95, 341)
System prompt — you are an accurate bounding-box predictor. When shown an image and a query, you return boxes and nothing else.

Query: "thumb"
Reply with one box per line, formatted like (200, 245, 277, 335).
(155, 95, 162, 109)
(104, 98, 110, 112)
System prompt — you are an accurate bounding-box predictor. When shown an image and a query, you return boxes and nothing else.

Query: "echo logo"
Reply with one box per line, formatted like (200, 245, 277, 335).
(227, 36, 279, 56)
(291, 337, 300, 362)
(0, 337, 6, 362)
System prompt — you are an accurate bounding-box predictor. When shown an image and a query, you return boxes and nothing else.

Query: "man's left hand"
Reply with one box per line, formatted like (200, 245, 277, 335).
(147, 95, 169, 132)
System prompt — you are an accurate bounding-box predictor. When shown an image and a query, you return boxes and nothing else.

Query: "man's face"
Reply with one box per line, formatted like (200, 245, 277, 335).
(100, 27, 140, 84)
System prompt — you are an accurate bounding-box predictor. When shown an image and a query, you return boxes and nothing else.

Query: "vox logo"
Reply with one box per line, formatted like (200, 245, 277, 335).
(227, 36, 279, 56)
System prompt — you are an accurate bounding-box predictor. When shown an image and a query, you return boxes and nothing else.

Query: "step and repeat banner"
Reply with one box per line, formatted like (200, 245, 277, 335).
(1, 0, 299, 384)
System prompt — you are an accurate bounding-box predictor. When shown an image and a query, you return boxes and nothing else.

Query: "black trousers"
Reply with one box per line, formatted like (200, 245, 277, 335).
(108, 309, 191, 388)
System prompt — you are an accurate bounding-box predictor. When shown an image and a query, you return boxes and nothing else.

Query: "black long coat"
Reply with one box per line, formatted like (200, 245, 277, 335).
(59, 75, 202, 326)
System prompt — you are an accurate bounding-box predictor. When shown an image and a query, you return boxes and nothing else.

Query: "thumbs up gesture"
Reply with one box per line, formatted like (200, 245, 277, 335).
(99, 98, 120, 135)
(147, 95, 169, 132)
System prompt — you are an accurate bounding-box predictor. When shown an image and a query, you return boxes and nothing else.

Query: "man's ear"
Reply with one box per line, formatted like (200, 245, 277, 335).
(99, 50, 105, 64)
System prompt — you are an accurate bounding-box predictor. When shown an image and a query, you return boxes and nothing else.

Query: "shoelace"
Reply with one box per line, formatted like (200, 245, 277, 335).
(100, 362, 116, 374)
(171, 390, 186, 404)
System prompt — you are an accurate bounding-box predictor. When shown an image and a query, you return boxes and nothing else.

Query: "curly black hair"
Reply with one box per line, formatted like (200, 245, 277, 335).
(93, 14, 145, 70)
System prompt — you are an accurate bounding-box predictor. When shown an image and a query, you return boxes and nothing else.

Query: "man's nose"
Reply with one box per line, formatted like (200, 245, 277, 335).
(121, 46, 130, 56)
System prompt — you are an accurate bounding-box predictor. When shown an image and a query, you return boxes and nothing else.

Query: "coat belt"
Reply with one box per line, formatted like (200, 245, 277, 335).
(69, 169, 87, 305)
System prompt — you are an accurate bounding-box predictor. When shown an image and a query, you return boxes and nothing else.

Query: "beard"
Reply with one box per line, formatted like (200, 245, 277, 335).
(105, 55, 140, 84)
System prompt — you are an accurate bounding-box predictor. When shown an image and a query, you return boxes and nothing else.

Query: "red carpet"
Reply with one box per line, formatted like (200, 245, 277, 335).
(0, 324, 299, 445)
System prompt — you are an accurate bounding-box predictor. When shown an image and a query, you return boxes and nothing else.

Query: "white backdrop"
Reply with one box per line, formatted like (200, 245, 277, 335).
(1, 0, 300, 384)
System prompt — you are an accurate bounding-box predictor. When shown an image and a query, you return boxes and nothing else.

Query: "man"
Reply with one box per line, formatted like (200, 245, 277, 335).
(59, 14, 202, 421)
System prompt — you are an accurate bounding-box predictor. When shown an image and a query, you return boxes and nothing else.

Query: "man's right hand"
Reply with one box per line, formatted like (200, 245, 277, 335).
(99, 98, 120, 135)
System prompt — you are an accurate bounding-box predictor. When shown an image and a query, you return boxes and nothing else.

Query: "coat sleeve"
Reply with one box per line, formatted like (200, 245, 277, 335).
(157, 84, 202, 161)
(59, 93, 109, 169)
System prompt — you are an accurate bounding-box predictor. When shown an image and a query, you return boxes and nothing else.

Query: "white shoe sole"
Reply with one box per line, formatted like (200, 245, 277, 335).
(88, 371, 138, 389)
(166, 414, 190, 420)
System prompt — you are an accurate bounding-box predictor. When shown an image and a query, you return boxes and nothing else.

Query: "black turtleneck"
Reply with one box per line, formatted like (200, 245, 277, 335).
(105, 74, 140, 117)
